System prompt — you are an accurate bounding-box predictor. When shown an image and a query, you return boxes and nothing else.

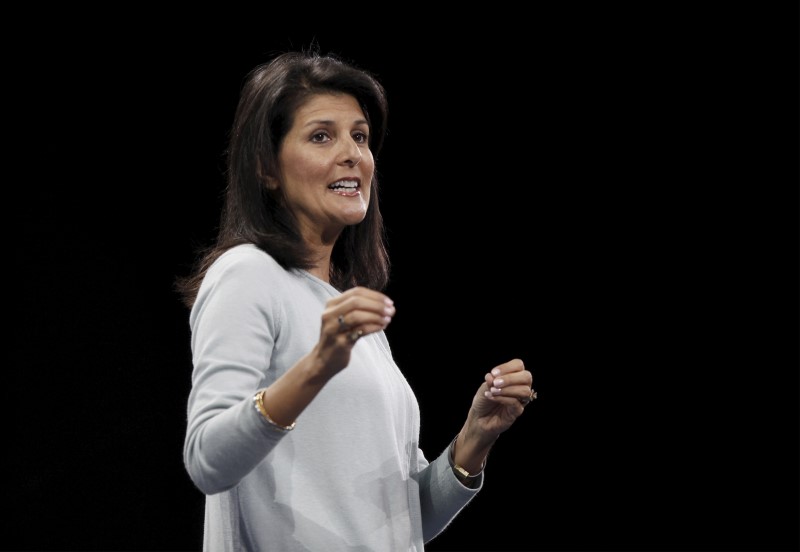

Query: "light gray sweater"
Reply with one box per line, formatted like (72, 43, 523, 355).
(184, 244, 480, 551)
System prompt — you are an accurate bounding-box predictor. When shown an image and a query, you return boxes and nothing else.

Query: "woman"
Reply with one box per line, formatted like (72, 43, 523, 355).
(176, 48, 536, 551)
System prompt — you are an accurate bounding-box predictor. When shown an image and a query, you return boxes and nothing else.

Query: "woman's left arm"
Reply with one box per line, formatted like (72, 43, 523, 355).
(451, 358, 535, 480)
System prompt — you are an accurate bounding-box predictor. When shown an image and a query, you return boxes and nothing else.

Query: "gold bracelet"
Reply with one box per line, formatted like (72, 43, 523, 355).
(253, 389, 296, 432)
(453, 463, 479, 481)
(449, 434, 485, 483)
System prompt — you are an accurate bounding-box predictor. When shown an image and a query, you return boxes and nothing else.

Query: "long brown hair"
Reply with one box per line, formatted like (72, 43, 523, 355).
(175, 48, 391, 309)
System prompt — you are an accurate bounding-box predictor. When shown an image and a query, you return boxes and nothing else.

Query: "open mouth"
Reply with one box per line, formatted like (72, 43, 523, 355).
(328, 180, 359, 192)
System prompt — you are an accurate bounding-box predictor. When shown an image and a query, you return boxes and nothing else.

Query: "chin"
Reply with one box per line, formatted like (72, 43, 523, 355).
(341, 209, 368, 226)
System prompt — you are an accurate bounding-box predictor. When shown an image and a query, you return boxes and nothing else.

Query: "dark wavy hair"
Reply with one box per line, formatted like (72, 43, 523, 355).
(175, 49, 391, 309)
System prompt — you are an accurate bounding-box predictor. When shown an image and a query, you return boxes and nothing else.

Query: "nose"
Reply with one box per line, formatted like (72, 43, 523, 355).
(341, 138, 363, 167)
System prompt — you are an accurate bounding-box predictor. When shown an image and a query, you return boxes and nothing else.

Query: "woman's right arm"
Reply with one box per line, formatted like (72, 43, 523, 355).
(183, 250, 394, 494)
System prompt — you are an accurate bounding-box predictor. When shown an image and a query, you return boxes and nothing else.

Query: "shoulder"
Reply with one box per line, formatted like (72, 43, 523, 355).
(197, 244, 291, 304)
(207, 244, 285, 282)
(192, 244, 289, 321)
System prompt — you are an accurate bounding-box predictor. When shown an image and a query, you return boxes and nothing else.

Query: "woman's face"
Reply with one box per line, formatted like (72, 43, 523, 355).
(268, 92, 375, 245)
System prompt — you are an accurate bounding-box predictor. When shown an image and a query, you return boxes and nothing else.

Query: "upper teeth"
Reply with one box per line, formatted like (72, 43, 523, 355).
(330, 180, 358, 190)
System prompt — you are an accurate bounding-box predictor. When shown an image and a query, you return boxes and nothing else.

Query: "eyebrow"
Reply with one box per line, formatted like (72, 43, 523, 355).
(302, 118, 369, 128)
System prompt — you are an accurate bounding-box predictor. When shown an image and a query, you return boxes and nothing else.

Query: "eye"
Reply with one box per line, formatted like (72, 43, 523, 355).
(310, 131, 331, 143)
(352, 131, 369, 144)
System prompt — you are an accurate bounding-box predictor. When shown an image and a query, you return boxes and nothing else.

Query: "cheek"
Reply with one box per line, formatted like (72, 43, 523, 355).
(363, 150, 375, 168)
(282, 151, 328, 185)
(362, 154, 376, 180)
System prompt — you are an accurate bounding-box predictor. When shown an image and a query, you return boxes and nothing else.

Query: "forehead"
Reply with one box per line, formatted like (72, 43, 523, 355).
(294, 93, 366, 123)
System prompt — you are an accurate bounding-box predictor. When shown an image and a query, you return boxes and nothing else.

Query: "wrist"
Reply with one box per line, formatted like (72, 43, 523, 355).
(253, 389, 296, 432)
(448, 434, 485, 487)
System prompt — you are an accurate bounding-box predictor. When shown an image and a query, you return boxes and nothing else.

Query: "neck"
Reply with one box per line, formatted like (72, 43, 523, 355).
(306, 264, 330, 282)
(305, 245, 333, 283)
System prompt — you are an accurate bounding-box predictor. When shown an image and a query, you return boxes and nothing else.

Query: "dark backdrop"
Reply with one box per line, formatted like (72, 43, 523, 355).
(8, 9, 799, 552)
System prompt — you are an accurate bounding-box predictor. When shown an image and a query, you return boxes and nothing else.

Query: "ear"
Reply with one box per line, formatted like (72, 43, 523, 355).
(265, 175, 280, 191)
(257, 158, 280, 190)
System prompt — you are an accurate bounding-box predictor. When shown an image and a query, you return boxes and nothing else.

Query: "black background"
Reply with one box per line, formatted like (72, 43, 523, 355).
(8, 7, 799, 552)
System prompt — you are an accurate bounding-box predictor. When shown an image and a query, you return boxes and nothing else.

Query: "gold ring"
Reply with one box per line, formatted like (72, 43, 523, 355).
(348, 329, 363, 342)
(518, 388, 537, 406)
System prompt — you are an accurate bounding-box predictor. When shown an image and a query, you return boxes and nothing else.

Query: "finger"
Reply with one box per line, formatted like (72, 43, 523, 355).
(328, 295, 395, 334)
(489, 360, 531, 384)
(490, 358, 526, 376)
(337, 310, 394, 333)
(485, 380, 532, 400)
(328, 286, 393, 309)
(340, 292, 395, 318)
(327, 288, 393, 321)
(340, 316, 400, 346)
(487, 371, 531, 389)
(485, 360, 533, 402)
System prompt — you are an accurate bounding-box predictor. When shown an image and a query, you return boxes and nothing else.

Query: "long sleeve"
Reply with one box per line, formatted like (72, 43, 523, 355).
(182, 244, 482, 551)
(183, 246, 288, 494)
